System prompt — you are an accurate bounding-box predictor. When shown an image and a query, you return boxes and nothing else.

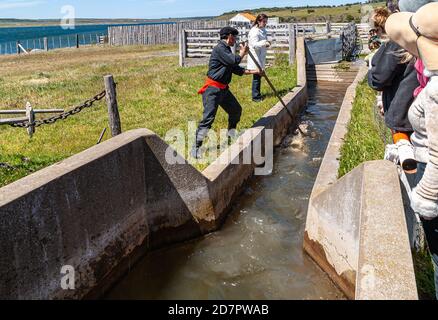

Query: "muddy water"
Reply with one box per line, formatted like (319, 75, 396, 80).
(106, 81, 349, 300)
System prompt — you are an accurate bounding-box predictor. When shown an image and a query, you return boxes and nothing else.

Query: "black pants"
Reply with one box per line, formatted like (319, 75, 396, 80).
(415, 163, 438, 299)
(252, 74, 262, 100)
(195, 86, 242, 147)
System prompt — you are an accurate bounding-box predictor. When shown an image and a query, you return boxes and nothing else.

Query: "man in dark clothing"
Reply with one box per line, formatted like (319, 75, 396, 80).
(368, 40, 419, 133)
(191, 27, 262, 159)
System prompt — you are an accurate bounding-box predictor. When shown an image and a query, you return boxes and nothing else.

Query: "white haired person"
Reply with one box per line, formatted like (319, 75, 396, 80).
(247, 13, 271, 102)
(387, 2, 438, 299)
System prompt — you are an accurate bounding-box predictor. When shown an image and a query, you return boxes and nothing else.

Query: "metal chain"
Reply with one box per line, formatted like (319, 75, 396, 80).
(10, 90, 106, 129)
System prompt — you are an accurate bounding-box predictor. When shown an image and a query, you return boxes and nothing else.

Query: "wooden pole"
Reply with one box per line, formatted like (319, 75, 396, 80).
(25, 102, 35, 137)
(326, 21, 331, 35)
(44, 37, 48, 51)
(179, 29, 187, 67)
(16, 41, 20, 55)
(104, 75, 122, 136)
(288, 24, 296, 65)
(76, 34, 80, 48)
(179, 28, 183, 67)
(97, 128, 107, 144)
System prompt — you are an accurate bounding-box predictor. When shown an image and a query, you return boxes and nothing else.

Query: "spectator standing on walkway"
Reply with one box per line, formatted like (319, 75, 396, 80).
(247, 14, 271, 102)
(368, 6, 420, 173)
(387, 2, 438, 299)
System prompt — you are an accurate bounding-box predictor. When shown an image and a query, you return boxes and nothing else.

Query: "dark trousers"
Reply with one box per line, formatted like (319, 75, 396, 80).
(421, 217, 438, 300)
(252, 74, 262, 100)
(195, 86, 242, 147)
(415, 163, 438, 299)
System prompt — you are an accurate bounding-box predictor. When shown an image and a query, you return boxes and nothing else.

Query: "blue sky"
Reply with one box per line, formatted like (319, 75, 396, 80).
(0, 0, 361, 19)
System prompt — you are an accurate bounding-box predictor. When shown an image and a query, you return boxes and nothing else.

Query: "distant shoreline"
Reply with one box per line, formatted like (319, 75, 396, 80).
(0, 17, 215, 28)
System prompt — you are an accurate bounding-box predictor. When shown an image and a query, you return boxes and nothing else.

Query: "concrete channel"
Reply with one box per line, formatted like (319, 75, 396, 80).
(0, 36, 418, 300)
(105, 81, 352, 300)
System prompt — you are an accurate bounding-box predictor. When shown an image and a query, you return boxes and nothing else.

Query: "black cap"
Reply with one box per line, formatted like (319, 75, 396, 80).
(219, 26, 239, 38)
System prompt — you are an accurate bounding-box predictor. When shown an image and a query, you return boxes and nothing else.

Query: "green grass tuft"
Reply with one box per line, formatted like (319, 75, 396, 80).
(413, 249, 437, 300)
(338, 79, 386, 178)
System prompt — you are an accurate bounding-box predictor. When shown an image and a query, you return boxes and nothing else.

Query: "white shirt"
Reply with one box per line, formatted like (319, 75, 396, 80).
(247, 26, 269, 71)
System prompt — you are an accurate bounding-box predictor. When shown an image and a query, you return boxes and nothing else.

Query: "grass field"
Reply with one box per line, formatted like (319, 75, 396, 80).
(338, 79, 386, 178)
(218, 2, 386, 23)
(0, 45, 296, 187)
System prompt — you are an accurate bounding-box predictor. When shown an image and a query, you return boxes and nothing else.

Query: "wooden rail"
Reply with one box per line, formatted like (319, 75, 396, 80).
(179, 24, 297, 67)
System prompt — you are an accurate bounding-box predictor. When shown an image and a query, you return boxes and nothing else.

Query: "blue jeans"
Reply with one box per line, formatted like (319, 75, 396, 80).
(415, 163, 438, 299)
(252, 74, 262, 100)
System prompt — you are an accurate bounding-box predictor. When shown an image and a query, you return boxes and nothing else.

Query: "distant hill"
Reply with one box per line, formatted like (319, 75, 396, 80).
(217, 1, 386, 23)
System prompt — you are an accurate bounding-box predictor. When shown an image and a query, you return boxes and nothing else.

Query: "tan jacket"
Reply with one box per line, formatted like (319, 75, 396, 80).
(410, 73, 438, 219)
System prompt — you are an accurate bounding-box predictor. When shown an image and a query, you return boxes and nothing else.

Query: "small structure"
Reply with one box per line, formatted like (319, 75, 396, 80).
(268, 17, 280, 25)
(229, 12, 256, 26)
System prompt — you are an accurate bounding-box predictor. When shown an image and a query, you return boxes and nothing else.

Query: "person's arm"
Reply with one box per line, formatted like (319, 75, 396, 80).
(411, 84, 438, 220)
(368, 42, 405, 91)
(232, 65, 261, 76)
(244, 69, 262, 75)
(229, 43, 251, 77)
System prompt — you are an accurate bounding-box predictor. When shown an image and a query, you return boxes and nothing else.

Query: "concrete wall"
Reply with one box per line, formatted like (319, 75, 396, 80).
(304, 66, 418, 300)
(0, 131, 205, 299)
(0, 39, 308, 300)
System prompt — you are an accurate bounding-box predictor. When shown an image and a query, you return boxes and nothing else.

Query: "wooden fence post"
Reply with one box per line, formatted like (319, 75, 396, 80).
(288, 24, 296, 65)
(16, 41, 21, 55)
(25, 102, 35, 137)
(179, 29, 187, 67)
(104, 75, 122, 137)
(44, 37, 48, 51)
(326, 21, 332, 34)
(76, 34, 80, 48)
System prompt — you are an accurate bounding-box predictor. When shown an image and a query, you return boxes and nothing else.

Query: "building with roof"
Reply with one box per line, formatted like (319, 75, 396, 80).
(229, 12, 256, 25)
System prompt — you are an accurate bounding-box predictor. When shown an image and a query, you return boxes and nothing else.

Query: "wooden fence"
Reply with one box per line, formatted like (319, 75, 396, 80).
(179, 24, 297, 67)
(330, 22, 371, 46)
(108, 21, 228, 46)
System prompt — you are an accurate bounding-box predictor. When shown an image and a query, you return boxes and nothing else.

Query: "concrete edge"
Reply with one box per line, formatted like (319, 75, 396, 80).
(311, 65, 368, 197)
(304, 66, 368, 299)
(304, 65, 419, 300)
(356, 161, 418, 300)
(0, 129, 155, 207)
